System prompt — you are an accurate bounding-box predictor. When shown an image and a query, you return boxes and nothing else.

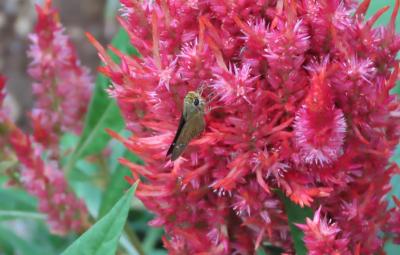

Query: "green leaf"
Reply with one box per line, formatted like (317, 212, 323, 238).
(30, 221, 75, 255)
(276, 190, 313, 255)
(0, 225, 43, 255)
(66, 85, 123, 173)
(66, 29, 137, 173)
(142, 228, 163, 253)
(256, 244, 285, 255)
(256, 247, 267, 255)
(0, 187, 36, 213)
(99, 149, 142, 218)
(70, 178, 103, 218)
(61, 182, 138, 255)
(150, 250, 167, 255)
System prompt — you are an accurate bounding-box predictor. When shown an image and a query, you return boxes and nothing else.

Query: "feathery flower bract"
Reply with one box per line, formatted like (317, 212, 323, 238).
(0, 74, 88, 235)
(91, 0, 400, 253)
(28, 0, 92, 153)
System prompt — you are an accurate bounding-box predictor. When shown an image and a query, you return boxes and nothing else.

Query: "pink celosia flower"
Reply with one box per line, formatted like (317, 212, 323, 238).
(0, 76, 5, 105)
(28, 0, 92, 152)
(297, 207, 351, 255)
(0, 75, 13, 150)
(10, 127, 88, 235)
(0, 75, 88, 235)
(91, 0, 400, 253)
(0, 76, 19, 186)
(294, 63, 347, 165)
(0, 75, 7, 122)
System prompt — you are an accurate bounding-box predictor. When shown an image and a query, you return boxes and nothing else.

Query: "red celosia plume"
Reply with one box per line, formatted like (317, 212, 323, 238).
(9, 127, 88, 235)
(0, 0, 92, 236)
(0, 73, 88, 235)
(92, 0, 400, 254)
(28, 0, 92, 154)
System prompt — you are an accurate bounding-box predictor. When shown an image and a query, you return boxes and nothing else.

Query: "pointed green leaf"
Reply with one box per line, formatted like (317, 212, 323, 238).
(276, 190, 313, 255)
(99, 149, 142, 218)
(66, 29, 138, 172)
(0, 187, 37, 213)
(0, 226, 43, 255)
(61, 182, 138, 255)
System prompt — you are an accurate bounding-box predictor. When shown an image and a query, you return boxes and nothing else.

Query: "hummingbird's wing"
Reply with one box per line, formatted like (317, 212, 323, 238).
(167, 115, 186, 157)
(167, 113, 205, 161)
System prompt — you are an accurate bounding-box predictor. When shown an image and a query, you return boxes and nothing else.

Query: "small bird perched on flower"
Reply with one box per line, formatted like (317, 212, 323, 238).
(167, 91, 206, 161)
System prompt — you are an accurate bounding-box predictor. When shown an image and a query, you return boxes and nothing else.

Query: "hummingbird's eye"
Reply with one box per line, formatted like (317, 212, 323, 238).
(194, 98, 199, 106)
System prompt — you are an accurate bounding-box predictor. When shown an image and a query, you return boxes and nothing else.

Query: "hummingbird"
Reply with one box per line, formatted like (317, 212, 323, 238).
(166, 91, 206, 161)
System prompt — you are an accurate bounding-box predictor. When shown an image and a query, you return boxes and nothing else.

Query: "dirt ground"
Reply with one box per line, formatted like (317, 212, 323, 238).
(0, 0, 118, 128)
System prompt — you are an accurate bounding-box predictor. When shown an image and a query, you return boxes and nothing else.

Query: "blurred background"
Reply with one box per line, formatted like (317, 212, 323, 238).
(0, 0, 120, 128)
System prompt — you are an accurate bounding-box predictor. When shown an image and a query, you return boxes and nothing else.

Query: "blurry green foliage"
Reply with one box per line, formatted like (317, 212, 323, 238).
(61, 183, 138, 255)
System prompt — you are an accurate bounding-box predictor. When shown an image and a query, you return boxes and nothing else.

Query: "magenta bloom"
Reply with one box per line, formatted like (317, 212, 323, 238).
(92, 0, 400, 254)
(0, 75, 7, 121)
(0, 74, 88, 235)
(293, 67, 347, 165)
(28, 0, 92, 152)
(297, 207, 350, 255)
(0, 75, 13, 146)
(10, 127, 88, 235)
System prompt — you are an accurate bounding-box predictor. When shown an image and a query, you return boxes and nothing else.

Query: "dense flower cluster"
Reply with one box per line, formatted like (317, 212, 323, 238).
(91, 0, 400, 254)
(297, 207, 350, 255)
(10, 128, 89, 235)
(28, 0, 92, 153)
